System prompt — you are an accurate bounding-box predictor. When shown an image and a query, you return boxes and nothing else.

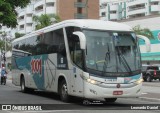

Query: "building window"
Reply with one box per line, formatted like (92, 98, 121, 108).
(46, 3, 54, 7)
(110, 11, 117, 14)
(101, 12, 106, 17)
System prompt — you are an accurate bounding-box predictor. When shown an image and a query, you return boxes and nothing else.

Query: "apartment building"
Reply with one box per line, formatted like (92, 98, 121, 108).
(16, 0, 99, 34)
(100, 0, 160, 21)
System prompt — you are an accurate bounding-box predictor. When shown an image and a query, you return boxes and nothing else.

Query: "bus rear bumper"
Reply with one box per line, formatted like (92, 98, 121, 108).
(83, 82, 142, 99)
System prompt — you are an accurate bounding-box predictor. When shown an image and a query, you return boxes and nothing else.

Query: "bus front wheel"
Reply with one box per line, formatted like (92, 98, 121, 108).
(59, 80, 70, 102)
(105, 98, 117, 103)
(21, 76, 27, 93)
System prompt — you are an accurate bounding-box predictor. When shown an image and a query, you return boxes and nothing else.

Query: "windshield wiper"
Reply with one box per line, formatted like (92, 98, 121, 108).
(116, 46, 132, 74)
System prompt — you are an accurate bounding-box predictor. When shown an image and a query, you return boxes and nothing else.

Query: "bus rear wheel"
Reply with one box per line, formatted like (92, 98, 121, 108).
(59, 80, 70, 102)
(105, 98, 117, 103)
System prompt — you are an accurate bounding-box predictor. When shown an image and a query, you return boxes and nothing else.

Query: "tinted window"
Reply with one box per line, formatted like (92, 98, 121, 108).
(148, 66, 159, 70)
(12, 28, 66, 56)
(142, 66, 147, 71)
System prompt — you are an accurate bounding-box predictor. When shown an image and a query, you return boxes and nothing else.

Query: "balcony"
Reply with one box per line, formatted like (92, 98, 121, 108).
(110, 14, 118, 20)
(74, 13, 87, 19)
(110, 5, 118, 11)
(26, 17, 32, 24)
(35, 10, 44, 16)
(127, 0, 147, 7)
(150, 0, 160, 2)
(18, 11, 25, 17)
(46, 0, 56, 3)
(35, 5, 43, 12)
(128, 7, 146, 16)
(151, 5, 159, 12)
(128, 13, 145, 19)
(46, 7, 56, 14)
(74, 2, 86, 8)
(100, 17, 108, 20)
(26, 25, 32, 33)
(34, 0, 44, 9)
(18, 19, 25, 25)
(128, 6, 146, 12)
(26, 5, 33, 14)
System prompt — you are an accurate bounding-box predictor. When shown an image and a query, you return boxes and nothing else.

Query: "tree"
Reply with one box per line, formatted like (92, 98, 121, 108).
(15, 32, 25, 38)
(33, 14, 61, 30)
(0, 32, 12, 51)
(133, 25, 154, 39)
(0, 0, 30, 28)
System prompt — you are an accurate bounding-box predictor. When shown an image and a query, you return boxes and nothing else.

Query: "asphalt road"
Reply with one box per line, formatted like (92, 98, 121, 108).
(0, 80, 159, 113)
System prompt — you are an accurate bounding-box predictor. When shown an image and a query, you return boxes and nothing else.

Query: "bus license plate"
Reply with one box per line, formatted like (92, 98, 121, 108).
(113, 91, 123, 95)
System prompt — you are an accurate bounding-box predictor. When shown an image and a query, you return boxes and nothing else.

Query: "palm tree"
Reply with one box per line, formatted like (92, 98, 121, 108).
(133, 25, 154, 39)
(33, 14, 61, 30)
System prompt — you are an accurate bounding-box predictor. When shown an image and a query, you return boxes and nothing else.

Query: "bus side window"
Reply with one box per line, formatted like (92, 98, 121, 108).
(65, 26, 83, 68)
(58, 43, 66, 57)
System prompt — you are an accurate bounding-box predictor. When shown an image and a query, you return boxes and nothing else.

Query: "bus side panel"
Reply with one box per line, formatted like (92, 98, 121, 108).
(14, 55, 48, 90)
(12, 57, 21, 86)
(43, 54, 57, 92)
(12, 69, 20, 86)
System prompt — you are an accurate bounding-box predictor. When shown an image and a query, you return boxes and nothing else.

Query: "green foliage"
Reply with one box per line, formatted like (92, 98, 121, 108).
(15, 32, 25, 38)
(0, 40, 11, 51)
(0, 32, 12, 51)
(0, 40, 5, 50)
(0, 0, 30, 28)
(133, 25, 154, 39)
(33, 14, 61, 30)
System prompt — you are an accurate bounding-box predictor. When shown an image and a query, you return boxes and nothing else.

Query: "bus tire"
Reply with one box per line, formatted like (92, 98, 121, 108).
(59, 80, 70, 102)
(21, 76, 27, 93)
(105, 98, 117, 103)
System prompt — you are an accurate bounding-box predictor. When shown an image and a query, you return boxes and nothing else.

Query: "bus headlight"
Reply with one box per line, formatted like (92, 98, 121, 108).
(80, 74, 102, 85)
(135, 78, 143, 85)
(87, 78, 102, 85)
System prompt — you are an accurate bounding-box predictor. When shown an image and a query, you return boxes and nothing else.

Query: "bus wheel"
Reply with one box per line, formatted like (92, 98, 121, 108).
(105, 98, 117, 103)
(59, 80, 70, 102)
(21, 77, 27, 93)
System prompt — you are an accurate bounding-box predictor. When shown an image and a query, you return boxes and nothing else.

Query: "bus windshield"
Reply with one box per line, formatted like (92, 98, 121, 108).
(83, 29, 141, 76)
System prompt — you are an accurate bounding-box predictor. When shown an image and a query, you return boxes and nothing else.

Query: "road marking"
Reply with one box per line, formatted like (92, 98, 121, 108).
(139, 97, 160, 102)
(141, 92, 148, 95)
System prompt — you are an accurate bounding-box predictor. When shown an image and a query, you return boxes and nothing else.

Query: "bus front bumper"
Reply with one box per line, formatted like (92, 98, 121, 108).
(83, 81, 142, 99)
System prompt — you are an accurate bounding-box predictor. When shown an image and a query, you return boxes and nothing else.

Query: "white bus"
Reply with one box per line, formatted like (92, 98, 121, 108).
(12, 19, 143, 102)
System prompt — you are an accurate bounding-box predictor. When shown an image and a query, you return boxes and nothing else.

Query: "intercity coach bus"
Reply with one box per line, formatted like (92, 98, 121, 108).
(12, 19, 143, 102)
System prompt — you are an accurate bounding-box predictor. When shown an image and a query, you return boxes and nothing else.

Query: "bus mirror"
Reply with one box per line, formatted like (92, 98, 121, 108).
(73, 31, 86, 50)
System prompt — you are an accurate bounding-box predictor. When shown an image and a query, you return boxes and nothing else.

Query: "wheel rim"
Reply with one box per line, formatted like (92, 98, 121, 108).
(61, 84, 68, 99)
(21, 80, 25, 91)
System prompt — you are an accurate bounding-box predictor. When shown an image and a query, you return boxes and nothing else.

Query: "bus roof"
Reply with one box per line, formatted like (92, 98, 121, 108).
(12, 19, 133, 43)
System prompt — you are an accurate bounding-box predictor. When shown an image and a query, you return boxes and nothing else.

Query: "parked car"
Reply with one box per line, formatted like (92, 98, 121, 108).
(142, 65, 160, 82)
